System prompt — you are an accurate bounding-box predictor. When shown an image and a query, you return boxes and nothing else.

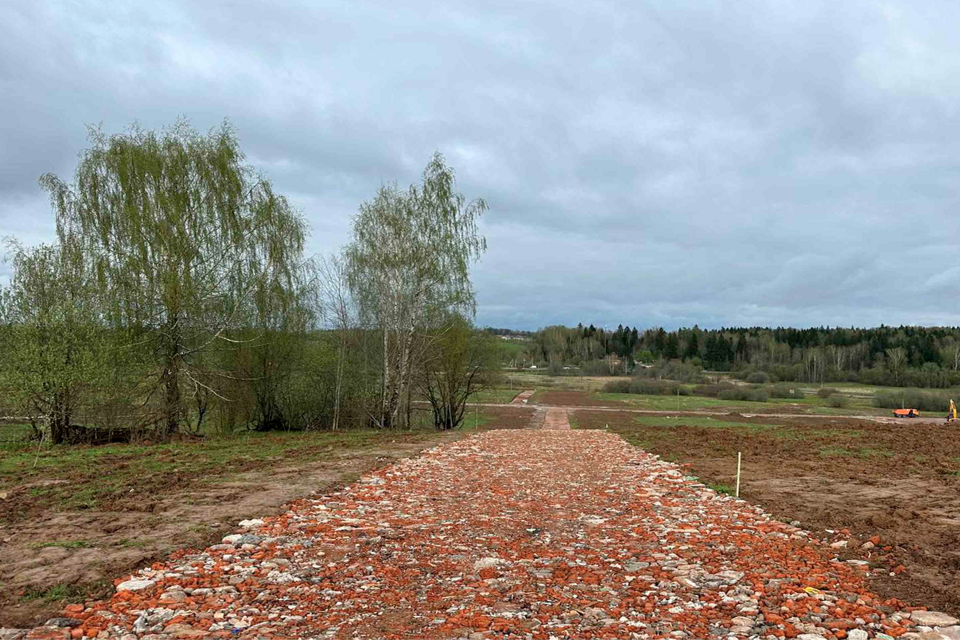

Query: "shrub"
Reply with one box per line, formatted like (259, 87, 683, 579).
(826, 393, 849, 408)
(637, 361, 705, 384)
(769, 383, 798, 398)
(745, 371, 771, 384)
(603, 379, 632, 394)
(693, 382, 738, 397)
(602, 379, 691, 396)
(817, 387, 841, 398)
(873, 388, 954, 413)
(717, 386, 768, 402)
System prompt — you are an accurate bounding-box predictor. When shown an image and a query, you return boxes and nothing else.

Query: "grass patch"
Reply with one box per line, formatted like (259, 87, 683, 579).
(706, 482, 734, 495)
(27, 540, 91, 550)
(633, 415, 778, 431)
(19, 584, 87, 603)
(0, 427, 456, 512)
(820, 446, 894, 458)
(467, 388, 519, 404)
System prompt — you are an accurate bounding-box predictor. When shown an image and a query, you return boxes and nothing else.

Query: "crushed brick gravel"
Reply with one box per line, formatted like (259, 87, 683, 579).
(14, 415, 958, 639)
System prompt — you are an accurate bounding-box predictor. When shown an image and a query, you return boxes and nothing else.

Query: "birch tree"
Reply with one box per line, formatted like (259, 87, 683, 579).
(41, 119, 308, 438)
(319, 253, 353, 430)
(346, 152, 486, 429)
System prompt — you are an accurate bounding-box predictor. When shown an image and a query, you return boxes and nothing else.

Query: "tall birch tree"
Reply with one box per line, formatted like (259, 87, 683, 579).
(346, 152, 486, 429)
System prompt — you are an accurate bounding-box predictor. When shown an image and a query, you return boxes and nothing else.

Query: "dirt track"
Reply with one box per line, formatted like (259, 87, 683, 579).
(21, 406, 941, 639)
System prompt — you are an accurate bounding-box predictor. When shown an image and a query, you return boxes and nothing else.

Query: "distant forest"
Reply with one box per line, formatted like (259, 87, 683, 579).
(487, 324, 960, 388)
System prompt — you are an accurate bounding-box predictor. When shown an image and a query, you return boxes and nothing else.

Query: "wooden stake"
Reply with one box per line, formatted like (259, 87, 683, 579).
(735, 451, 742, 498)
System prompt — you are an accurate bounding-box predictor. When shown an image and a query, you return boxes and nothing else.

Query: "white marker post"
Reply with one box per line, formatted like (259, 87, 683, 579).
(735, 451, 742, 498)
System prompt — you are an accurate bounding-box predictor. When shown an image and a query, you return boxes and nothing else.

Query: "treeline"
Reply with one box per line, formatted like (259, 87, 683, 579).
(519, 324, 960, 388)
(0, 120, 496, 444)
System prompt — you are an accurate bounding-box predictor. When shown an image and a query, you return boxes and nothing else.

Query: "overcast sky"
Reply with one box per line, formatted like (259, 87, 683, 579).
(2, 1, 959, 330)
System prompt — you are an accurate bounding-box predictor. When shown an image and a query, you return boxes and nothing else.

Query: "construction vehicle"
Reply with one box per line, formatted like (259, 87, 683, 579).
(892, 408, 919, 418)
(948, 399, 957, 422)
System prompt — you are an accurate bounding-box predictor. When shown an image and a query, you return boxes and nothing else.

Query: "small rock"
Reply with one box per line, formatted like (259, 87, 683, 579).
(238, 519, 264, 528)
(473, 557, 507, 571)
(847, 630, 868, 640)
(116, 579, 156, 592)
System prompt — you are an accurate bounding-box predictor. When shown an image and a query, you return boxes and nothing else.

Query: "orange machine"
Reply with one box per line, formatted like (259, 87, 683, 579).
(892, 408, 919, 418)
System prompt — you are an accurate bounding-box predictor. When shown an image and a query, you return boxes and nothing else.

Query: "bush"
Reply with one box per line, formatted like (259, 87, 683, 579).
(769, 383, 798, 398)
(817, 387, 841, 398)
(693, 382, 738, 397)
(603, 379, 632, 394)
(745, 371, 771, 384)
(873, 388, 954, 413)
(637, 361, 705, 384)
(602, 379, 691, 396)
(825, 393, 849, 408)
(717, 386, 768, 402)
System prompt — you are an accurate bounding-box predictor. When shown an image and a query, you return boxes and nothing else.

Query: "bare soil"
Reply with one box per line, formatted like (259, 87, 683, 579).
(0, 407, 534, 627)
(575, 409, 960, 617)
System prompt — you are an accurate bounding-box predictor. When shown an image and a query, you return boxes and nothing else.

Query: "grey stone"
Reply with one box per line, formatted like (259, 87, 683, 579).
(912, 612, 960, 628)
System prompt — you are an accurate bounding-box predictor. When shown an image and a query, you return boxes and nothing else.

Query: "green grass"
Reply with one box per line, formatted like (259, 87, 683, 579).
(0, 426, 456, 510)
(706, 482, 734, 495)
(28, 540, 91, 549)
(819, 446, 894, 458)
(19, 584, 88, 603)
(633, 415, 779, 430)
(468, 388, 519, 404)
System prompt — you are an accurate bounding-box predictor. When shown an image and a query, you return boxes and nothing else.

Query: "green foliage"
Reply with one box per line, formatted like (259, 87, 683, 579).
(769, 382, 799, 398)
(817, 387, 841, 398)
(717, 386, 769, 402)
(873, 388, 954, 412)
(38, 119, 309, 438)
(825, 393, 850, 408)
(637, 360, 705, 384)
(418, 315, 500, 430)
(602, 379, 691, 396)
(346, 152, 486, 429)
(745, 371, 771, 384)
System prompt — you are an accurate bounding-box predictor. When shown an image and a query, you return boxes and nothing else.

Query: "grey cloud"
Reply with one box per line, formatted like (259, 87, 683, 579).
(3, 0, 960, 329)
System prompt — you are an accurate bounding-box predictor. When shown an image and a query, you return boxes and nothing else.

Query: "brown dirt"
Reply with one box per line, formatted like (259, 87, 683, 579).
(574, 409, 960, 617)
(0, 407, 535, 628)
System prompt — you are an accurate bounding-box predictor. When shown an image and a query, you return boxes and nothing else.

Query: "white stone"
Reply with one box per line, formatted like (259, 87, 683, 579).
(847, 630, 869, 640)
(222, 534, 242, 544)
(473, 557, 507, 571)
(238, 518, 264, 528)
(912, 612, 959, 627)
(116, 578, 156, 592)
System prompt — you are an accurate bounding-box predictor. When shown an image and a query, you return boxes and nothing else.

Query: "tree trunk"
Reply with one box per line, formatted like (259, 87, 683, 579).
(381, 328, 395, 429)
(161, 318, 182, 439)
(49, 389, 70, 445)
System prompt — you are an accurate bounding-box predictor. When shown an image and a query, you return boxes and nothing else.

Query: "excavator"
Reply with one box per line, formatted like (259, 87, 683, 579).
(948, 399, 958, 422)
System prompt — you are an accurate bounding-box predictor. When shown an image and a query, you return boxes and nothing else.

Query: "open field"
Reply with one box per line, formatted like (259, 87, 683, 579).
(0, 407, 535, 627)
(501, 373, 958, 417)
(574, 408, 960, 616)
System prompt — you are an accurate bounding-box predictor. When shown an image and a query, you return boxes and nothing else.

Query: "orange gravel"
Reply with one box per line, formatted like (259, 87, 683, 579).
(21, 417, 938, 639)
